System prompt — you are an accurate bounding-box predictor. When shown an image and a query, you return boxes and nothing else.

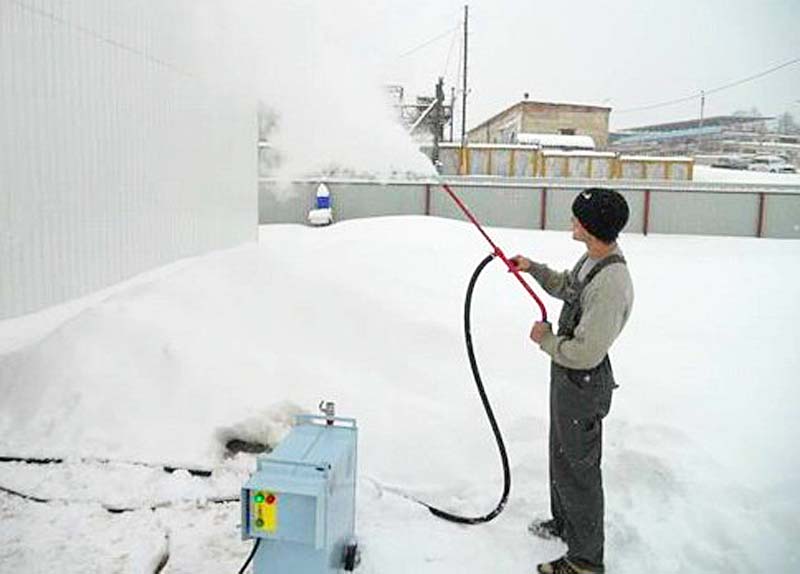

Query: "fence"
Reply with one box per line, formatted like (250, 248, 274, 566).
(259, 177, 800, 239)
(419, 144, 694, 180)
(0, 1, 257, 319)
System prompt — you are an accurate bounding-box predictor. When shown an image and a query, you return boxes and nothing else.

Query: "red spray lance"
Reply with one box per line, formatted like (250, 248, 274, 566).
(440, 182, 548, 322)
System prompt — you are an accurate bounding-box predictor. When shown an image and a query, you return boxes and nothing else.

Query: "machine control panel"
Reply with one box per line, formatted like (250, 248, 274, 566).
(251, 490, 278, 533)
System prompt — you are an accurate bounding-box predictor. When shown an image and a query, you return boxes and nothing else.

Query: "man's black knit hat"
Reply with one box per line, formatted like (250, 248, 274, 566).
(571, 188, 629, 243)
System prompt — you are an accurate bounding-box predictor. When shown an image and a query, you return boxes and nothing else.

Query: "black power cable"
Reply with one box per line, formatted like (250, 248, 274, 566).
(422, 253, 511, 524)
(237, 538, 260, 574)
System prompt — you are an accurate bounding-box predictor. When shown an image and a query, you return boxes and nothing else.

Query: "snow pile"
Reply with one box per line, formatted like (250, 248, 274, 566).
(1, 216, 799, 572)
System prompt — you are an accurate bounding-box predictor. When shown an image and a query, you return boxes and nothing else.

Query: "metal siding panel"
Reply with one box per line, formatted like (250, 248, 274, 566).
(0, 2, 257, 319)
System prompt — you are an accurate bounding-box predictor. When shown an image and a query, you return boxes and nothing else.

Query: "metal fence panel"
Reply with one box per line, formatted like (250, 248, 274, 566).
(541, 186, 645, 236)
(258, 177, 800, 240)
(329, 183, 427, 220)
(440, 148, 461, 175)
(764, 195, 800, 239)
(430, 184, 541, 229)
(490, 149, 512, 177)
(544, 187, 583, 231)
(649, 191, 759, 237)
(514, 150, 537, 178)
(259, 182, 317, 224)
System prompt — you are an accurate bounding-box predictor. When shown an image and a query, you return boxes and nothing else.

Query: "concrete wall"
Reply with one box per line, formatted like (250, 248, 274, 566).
(469, 102, 610, 148)
(521, 106, 610, 148)
(0, 1, 257, 319)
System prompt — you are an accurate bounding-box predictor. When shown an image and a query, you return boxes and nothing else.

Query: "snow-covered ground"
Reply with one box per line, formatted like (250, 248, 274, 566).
(1, 217, 799, 573)
(693, 164, 800, 184)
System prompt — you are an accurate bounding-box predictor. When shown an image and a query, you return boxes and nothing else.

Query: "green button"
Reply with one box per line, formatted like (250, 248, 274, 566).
(254, 493, 265, 503)
(255, 518, 264, 528)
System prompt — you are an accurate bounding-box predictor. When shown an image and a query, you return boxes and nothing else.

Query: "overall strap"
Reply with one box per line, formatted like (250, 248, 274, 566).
(580, 253, 627, 287)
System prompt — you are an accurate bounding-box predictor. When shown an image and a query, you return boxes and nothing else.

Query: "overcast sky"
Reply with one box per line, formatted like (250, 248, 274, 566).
(193, 0, 799, 174)
(344, 0, 800, 131)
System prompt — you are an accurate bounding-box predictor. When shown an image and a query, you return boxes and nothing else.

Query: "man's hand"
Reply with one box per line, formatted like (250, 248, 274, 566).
(530, 321, 552, 344)
(510, 255, 533, 272)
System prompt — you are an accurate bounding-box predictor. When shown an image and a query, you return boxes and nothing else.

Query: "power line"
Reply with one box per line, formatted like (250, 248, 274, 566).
(7, 0, 195, 78)
(616, 55, 800, 114)
(398, 24, 460, 59)
(442, 25, 459, 79)
(705, 56, 800, 96)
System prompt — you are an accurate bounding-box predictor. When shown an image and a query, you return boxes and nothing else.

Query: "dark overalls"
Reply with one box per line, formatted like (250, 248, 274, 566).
(549, 254, 626, 569)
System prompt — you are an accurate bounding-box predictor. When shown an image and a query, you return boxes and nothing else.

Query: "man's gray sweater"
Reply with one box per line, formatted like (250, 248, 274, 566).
(528, 247, 634, 370)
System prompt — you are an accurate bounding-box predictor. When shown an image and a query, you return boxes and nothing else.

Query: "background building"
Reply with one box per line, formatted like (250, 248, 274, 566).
(609, 115, 771, 155)
(467, 99, 612, 148)
(610, 115, 800, 168)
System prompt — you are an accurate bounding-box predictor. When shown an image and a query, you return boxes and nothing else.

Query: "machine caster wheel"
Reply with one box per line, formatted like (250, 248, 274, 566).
(343, 541, 360, 571)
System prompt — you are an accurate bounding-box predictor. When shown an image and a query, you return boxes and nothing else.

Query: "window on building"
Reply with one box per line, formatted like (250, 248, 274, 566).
(559, 128, 576, 135)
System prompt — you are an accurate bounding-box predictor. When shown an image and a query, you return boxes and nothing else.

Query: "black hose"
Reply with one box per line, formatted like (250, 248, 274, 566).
(237, 538, 260, 574)
(423, 253, 511, 524)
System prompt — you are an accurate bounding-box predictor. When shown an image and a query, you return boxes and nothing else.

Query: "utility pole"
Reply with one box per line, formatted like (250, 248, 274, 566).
(698, 90, 706, 152)
(460, 4, 469, 172)
(449, 86, 456, 142)
(432, 77, 445, 172)
(699, 90, 705, 129)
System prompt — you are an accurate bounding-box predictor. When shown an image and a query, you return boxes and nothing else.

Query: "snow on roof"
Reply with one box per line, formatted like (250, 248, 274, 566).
(516, 133, 595, 149)
(620, 155, 694, 163)
(435, 142, 541, 150)
(541, 150, 615, 158)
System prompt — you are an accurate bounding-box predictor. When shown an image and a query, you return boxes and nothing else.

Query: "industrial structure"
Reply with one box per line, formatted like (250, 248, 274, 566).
(609, 115, 771, 153)
(610, 114, 800, 169)
(467, 99, 612, 148)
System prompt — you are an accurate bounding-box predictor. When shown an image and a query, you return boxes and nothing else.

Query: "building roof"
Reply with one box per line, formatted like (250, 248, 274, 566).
(621, 115, 773, 133)
(469, 100, 612, 134)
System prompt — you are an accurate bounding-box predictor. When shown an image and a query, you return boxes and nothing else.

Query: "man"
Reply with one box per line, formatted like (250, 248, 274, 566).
(511, 188, 634, 574)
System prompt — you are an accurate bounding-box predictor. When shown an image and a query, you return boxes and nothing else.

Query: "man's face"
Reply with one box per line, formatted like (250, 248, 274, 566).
(571, 216, 590, 243)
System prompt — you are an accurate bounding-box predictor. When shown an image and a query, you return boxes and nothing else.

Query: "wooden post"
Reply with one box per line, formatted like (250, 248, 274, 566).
(643, 190, 651, 236)
(757, 193, 766, 238)
(425, 184, 431, 216)
(540, 188, 548, 230)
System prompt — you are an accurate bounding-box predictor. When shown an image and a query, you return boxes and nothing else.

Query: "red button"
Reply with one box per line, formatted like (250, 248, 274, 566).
(266, 494, 276, 505)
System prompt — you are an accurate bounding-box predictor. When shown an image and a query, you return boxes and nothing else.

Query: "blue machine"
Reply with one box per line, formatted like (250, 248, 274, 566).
(241, 403, 359, 573)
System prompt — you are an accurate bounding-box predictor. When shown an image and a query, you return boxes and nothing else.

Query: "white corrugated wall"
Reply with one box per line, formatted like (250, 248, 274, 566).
(0, 1, 257, 319)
